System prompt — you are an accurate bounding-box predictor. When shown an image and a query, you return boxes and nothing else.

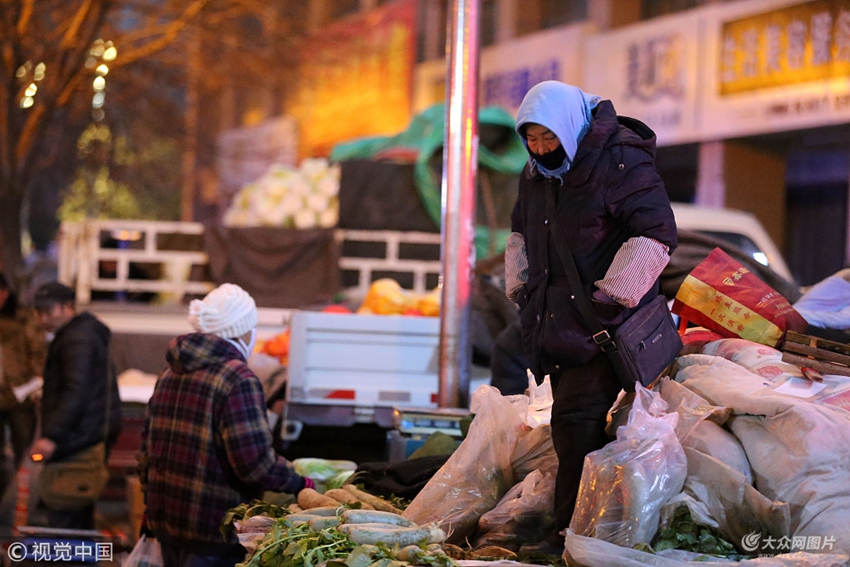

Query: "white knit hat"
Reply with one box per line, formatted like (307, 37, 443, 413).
(188, 283, 258, 339)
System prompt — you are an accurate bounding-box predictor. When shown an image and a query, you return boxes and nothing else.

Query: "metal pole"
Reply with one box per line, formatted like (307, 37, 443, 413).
(181, 29, 200, 222)
(438, 0, 479, 409)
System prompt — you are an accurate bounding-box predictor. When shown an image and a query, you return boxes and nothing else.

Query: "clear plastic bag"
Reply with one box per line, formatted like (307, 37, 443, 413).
(472, 469, 556, 551)
(564, 529, 850, 567)
(122, 535, 163, 567)
(569, 383, 687, 548)
(525, 372, 552, 427)
(511, 423, 557, 480)
(402, 385, 526, 543)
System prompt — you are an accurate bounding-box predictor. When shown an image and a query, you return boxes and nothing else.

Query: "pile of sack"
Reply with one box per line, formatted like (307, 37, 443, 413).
(402, 249, 850, 567)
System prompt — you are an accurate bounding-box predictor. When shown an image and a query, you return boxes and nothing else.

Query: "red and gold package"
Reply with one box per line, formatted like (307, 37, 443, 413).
(672, 248, 807, 348)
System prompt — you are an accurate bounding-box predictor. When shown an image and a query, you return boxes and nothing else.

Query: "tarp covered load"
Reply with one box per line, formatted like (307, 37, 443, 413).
(330, 104, 528, 259)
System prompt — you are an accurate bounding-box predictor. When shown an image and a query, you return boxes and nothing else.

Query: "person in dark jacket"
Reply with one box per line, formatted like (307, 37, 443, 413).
(505, 81, 677, 553)
(30, 282, 122, 530)
(140, 283, 314, 567)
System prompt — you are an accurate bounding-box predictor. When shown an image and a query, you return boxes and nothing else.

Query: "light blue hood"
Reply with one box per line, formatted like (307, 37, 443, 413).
(515, 81, 601, 178)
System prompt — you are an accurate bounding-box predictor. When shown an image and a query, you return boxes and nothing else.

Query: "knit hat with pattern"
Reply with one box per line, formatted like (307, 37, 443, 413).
(188, 283, 258, 339)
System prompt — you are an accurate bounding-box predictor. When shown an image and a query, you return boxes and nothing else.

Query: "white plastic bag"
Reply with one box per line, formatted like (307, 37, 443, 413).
(123, 535, 163, 567)
(403, 385, 526, 543)
(569, 383, 687, 548)
(525, 371, 552, 427)
(472, 469, 556, 551)
(564, 529, 850, 567)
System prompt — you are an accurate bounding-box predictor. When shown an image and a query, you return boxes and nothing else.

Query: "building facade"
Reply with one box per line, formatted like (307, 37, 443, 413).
(301, 0, 850, 286)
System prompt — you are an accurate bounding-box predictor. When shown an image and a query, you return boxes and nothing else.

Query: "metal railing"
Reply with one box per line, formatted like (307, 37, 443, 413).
(58, 220, 442, 304)
(58, 220, 213, 304)
(336, 229, 441, 297)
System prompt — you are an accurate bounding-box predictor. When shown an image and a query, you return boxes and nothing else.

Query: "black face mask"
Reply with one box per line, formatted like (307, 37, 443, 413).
(528, 143, 567, 171)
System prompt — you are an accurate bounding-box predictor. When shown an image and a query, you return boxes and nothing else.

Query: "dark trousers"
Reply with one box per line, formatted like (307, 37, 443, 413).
(0, 403, 37, 529)
(490, 321, 531, 396)
(45, 502, 96, 531)
(0, 402, 37, 477)
(161, 541, 246, 567)
(548, 355, 621, 541)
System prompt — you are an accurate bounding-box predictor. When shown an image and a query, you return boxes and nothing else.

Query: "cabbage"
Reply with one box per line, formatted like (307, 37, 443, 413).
(292, 458, 357, 482)
(222, 158, 340, 229)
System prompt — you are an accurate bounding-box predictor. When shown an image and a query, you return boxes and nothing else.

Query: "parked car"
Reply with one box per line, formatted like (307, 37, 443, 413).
(662, 204, 801, 307)
(670, 203, 793, 283)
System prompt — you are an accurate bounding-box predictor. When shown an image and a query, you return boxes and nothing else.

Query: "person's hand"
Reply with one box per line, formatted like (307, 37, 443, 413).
(139, 512, 154, 538)
(31, 437, 57, 461)
(591, 289, 618, 304)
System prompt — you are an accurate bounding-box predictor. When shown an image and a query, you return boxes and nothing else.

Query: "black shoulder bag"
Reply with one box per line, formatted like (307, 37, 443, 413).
(38, 365, 112, 510)
(545, 187, 681, 391)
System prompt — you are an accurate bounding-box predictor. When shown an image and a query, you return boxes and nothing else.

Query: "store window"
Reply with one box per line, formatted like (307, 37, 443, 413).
(517, 0, 587, 36)
(417, 0, 448, 62)
(480, 0, 497, 47)
(640, 0, 735, 19)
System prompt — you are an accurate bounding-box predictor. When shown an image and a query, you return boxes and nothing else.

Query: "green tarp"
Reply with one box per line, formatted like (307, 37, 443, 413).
(330, 104, 527, 259)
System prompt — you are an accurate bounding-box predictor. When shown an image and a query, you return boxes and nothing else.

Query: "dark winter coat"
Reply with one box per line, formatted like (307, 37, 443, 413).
(511, 100, 677, 377)
(41, 311, 121, 461)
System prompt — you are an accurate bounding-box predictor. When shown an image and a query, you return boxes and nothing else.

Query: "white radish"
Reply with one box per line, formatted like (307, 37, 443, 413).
(341, 509, 415, 527)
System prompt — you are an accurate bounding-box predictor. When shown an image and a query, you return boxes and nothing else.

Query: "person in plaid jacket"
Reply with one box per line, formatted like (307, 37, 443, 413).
(140, 283, 313, 566)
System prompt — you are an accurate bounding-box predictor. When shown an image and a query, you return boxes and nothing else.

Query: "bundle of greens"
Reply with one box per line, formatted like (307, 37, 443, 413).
(239, 519, 355, 567)
(227, 502, 455, 567)
(646, 506, 741, 558)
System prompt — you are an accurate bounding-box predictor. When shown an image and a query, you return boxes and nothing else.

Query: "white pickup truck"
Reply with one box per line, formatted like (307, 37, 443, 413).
(283, 310, 489, 434)
(671, 203, 793, 282)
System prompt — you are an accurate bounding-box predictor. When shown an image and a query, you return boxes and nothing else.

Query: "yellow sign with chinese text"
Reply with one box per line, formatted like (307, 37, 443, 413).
(720, 0, 850, 95)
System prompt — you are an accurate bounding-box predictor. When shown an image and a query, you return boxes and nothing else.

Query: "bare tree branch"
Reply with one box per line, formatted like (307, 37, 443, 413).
(60, 0, 95, 50)
(15, 0, 33, 36)
(112, 0, 209, 68)
(1, 0, 312, 273)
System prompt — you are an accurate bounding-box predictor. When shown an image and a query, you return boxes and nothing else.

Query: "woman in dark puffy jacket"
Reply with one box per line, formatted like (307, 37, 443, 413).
(505, 81, 677, 553)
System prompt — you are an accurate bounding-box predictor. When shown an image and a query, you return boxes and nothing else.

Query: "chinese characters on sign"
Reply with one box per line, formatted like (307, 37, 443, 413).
(626, 34, 687, 103)
(720, 0, 850, 95)
(482, 60, 560, 110)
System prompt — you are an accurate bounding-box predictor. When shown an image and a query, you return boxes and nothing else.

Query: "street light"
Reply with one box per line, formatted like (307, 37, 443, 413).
(88, 39, 117, 123)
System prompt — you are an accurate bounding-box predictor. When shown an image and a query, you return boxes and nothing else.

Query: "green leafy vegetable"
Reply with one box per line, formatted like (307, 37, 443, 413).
(292, 458, 358, 482)
(234, 515, 462, 567)
(649, 506, 741, 558)
(326, 470, 356, 490)
(239, 520, 356, 567)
